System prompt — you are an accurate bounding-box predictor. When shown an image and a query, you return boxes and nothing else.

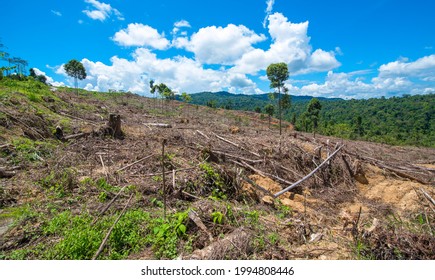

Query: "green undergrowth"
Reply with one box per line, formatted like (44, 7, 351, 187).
(4, 207, 191, 260)
(9, 137, 58, 164)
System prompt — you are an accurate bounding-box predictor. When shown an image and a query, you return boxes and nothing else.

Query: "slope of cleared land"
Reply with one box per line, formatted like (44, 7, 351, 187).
(1, 79, 434, 260)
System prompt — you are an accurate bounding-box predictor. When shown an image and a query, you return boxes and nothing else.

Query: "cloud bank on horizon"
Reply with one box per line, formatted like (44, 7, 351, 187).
(46, 0, 435, 99)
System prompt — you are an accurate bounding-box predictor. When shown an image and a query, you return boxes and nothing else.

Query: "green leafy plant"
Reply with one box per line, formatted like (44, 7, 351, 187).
(150, 197, 164, 208)
(200, 162, 228, 200)
(245, 210, 259, 224)
(98, 192, 107, 202)
(152, 175, 163, 182)
(147, 211, 189, 259)
(275, 201, 292, 219)
(211, 211, 224, 224)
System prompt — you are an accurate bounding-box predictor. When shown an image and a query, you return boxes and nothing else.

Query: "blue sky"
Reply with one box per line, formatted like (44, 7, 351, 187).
(1, 0, 434, 99)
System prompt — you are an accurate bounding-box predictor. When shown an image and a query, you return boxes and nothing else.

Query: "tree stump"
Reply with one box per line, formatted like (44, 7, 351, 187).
(54, 126, 65, 141)
(107, 114, 124, 139)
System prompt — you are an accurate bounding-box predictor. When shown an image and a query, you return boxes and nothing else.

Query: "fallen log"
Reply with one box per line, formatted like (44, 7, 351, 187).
(0, 109, 45, 140)
(0, 144, 13, 150)
(274, 145, 344, 197)
(344, 151, 431, 184)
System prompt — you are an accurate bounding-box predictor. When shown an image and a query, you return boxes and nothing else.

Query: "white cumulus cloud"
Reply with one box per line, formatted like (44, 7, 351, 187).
(82, 0, 124, 21)
(378, 54, 435, 80)
(232, 12, 340, 75)
(172, 20, 191, 35)
(112, 23, 170, 49)
(51, 10, 62, 17)
(56, 48, 262, 96)
(263, 0, 275, 28)
(181, 24, 266, 65)
(32, 68, 65, 87)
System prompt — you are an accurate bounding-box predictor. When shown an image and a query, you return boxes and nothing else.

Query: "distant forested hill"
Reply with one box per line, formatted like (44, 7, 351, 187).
(183, 91, 340, 111)
(181, 91, 435, 147)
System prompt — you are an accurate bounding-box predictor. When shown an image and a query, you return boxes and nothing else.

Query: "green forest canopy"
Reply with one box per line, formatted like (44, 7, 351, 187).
(181, 91, 435, 147)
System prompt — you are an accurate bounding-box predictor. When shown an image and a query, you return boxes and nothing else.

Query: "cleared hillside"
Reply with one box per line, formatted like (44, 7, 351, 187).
(1, 78, 434, 260)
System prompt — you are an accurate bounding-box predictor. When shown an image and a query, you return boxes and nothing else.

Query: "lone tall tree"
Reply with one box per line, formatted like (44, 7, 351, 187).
(264, 104, 275, 129)
(306, 98, 322, 137)
(267, 62, 289, 135)
(64, 59, 86, 94)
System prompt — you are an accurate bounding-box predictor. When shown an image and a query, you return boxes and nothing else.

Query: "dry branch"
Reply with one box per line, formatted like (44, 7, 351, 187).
(242, 176, 274, 197)
(213, 133, 261, 158)
(143, 123, 172, 128)
(141, 167, 196, 177)
(115, 154, 154, 173)
(421, 188, 435, 207)
(59, 112, 100, 126)
(98, 154, 108, 177)
(0, 109, 45, 139)
(232, 160, 293, 185)
(196, 130, 210, 139)
(212, 150, 263, 164)
(93, 185, 129, 225)
(274, 145, 344, 197)
(188, 210, 214, 242)
(184, 227, 252, 260)
(0, 168, 16, 178)
(92, 193, 134, 260)
(64, 132, 89, 140)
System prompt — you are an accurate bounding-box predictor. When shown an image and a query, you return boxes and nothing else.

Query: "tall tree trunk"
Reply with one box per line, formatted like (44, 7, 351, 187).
(278, 87, 282, 135)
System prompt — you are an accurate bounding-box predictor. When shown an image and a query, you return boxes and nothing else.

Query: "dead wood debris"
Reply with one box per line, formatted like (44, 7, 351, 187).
(184, 227, 252, 260)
